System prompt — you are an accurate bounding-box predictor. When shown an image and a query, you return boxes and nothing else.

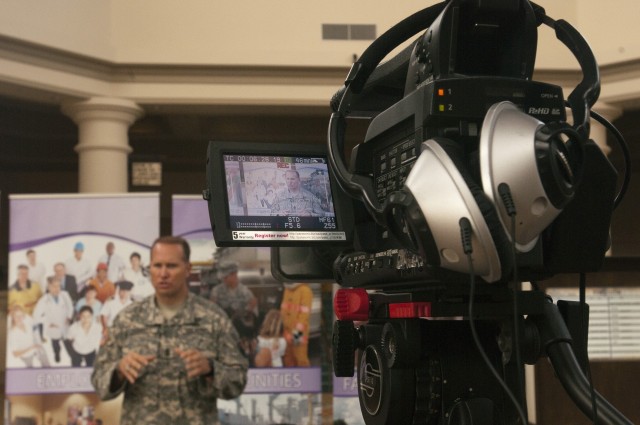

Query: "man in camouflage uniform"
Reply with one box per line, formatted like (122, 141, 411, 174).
(270, 169, 326, 216)
(209, 261, 258, 317)
(91, 236, 248, 425)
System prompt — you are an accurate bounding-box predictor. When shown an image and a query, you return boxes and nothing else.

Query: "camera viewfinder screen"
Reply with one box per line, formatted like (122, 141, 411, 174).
(223, 153, 346, 242)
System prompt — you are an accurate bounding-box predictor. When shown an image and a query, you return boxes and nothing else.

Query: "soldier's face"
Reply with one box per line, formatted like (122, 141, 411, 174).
(285, 172, 300, 191)
(223, 271, 239, 288)
(150, 242, 191, 301)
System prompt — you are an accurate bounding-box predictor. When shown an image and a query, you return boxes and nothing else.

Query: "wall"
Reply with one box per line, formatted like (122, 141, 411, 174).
(576, 0, 640, 65)
(0, 1, 636, 69)
(0, 0, 113, 58)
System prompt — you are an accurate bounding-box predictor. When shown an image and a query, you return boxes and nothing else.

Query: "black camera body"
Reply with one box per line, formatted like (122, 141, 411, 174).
(326, 0, 616, 291)
(329, 73, 616, 423)
(333, 76, 603, 290)
(205, 0, 628, 423)
(322, 1, 625, 423)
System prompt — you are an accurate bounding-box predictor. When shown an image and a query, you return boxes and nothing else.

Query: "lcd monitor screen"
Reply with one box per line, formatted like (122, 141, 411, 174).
(206, 141, 352, 246)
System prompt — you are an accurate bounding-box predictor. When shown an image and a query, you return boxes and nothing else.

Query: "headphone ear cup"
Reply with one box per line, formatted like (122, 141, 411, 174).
(434, 138, 514, 278)
(401, 137, 512, 282)
(534, 121, 585, 207)
(480, 101, 584, 252)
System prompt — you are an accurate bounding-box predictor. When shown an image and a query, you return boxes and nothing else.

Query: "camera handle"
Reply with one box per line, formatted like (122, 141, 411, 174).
(328, 2, 447, 226)
(528, 297, 633, 425)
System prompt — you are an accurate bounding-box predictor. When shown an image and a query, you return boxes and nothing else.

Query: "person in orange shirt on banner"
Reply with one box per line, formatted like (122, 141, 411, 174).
(86, 262, 116, 303)
(280, 282, 313, 367)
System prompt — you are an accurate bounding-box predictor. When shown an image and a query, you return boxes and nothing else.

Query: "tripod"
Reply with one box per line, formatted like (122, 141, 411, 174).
(333, 287, 634, 425)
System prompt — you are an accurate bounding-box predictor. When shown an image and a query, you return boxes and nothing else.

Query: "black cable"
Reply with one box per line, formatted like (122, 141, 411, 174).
(589, 109, 631, 209)
(579, 272, 598, 424)
(509, 212, 527, 417)
(460, 218, 528, 425)
(498, 183, 527, 417)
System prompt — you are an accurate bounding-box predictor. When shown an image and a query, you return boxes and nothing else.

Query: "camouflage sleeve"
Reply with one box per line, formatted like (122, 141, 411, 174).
(91, 317, 127, 400)
(206, 314, 248, 400)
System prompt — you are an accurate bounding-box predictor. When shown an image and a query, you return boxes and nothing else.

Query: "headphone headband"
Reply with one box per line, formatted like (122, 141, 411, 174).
(329, 1, 599, 223)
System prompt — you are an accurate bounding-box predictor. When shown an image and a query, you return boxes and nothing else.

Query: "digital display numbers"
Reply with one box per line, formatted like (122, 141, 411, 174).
(223, 154, 327, 165)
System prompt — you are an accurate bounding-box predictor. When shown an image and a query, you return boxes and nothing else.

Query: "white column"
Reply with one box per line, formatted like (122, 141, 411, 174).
(62, 97, 144, 193)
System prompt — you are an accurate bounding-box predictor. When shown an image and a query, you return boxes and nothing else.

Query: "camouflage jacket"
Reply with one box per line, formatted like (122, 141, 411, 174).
(91, 292, 248, 425)
(270, 188, 325, 216)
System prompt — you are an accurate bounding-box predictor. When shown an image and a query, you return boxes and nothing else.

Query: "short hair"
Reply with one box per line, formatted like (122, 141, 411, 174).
(130, 252, 141, 261)
(26, 249, 35, 255)
(151, 236, 191, 262)
(78, 305, 93, 316)
(116, 280, 134, 291)
(17, 264, 28, 271)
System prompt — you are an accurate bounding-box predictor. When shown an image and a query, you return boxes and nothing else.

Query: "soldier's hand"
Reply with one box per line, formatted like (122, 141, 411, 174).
(176, 348, 213, 379)
(118, 352, 156, 384)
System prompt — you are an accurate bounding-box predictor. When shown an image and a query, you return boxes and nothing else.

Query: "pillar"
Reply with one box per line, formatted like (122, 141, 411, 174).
(62, 97, 144, 193)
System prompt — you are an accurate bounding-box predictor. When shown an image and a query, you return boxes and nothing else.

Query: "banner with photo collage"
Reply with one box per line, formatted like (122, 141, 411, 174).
(332, 283, 366, 425)
(5, 193, 159, 425)
(172, 195, 324, 425)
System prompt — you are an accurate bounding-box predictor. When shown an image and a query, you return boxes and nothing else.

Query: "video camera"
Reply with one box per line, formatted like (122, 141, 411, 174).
(203, 0, 632, 423)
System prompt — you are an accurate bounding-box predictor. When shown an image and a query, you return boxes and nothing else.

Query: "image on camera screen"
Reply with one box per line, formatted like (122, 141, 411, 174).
(223, 153, 342, 238)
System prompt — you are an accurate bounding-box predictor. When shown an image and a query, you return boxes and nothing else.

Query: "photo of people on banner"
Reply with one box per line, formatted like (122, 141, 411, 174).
(190, 249, 322, 370)
(186, 248, 324, 424)
(7, 239, 154, 370)
(5, 194, 160, 425)
(172, 195, 324, 424)
(172, 196, 323, 370)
